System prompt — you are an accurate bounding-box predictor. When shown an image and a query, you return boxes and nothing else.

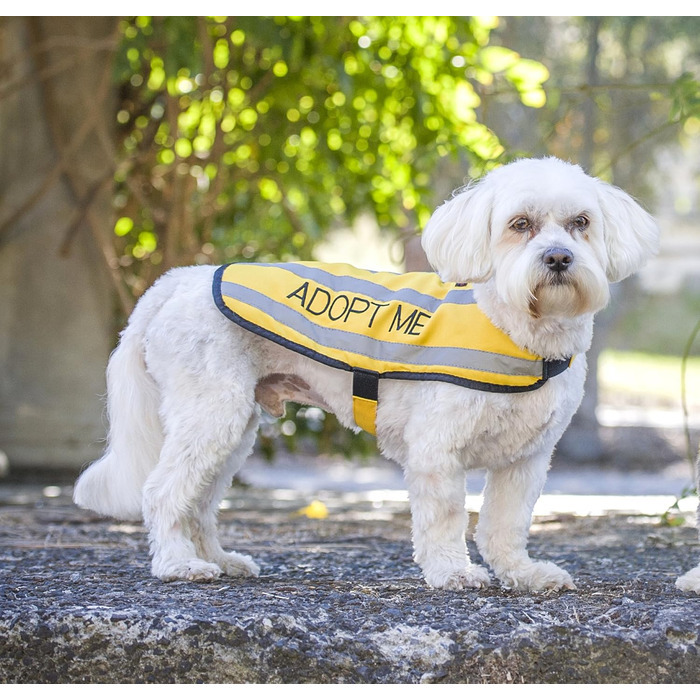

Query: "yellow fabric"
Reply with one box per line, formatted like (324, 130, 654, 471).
(352, 396, 379, 435)
(213, 262, 569, 435)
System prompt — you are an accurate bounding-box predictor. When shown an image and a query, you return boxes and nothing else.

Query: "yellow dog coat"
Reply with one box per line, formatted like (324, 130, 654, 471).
(213, 262, 571, 434)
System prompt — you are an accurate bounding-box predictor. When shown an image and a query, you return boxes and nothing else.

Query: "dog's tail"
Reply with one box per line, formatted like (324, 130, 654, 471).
(73, 290, 165, 521)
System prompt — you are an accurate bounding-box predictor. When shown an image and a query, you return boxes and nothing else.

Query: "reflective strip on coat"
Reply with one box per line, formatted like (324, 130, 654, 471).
(212, 262, 571, 434)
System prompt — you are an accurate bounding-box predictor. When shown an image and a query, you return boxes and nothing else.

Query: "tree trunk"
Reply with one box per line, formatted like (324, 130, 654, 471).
(556, 16, 607, 463)
(0, 17, 119, 469)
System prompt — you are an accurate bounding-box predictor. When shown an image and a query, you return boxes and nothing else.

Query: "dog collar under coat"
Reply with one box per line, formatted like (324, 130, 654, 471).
(213, 262, 571, 435)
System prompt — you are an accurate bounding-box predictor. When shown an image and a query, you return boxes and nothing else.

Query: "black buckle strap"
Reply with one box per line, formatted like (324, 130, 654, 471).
(352, 369, 380, 402)
(544, 357, 572, 379)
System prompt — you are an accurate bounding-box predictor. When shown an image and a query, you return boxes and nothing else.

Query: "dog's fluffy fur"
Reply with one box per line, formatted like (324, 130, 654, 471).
(74, 157, 681, 593)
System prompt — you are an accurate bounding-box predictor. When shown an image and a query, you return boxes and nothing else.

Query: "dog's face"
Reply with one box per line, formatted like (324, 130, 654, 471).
(421, 158, 660, 319)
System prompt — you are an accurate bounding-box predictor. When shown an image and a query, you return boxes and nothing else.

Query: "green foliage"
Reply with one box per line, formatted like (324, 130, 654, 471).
(660, 483, 698, 527)
(670, 72, 700, 122)
(486, 17, 700, 200)
(110, 16, 549, 458)
(257, 404, 376, 461)
(111, 16, 547, 296)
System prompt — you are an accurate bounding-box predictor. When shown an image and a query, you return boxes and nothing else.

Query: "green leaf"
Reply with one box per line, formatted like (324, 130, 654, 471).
(480, 45, 520, 72)
(114, 217, 133, 237)
(506, 58, 550, 88)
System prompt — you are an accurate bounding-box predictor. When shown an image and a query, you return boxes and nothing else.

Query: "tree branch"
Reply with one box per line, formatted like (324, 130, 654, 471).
(0, 20, 120, 248)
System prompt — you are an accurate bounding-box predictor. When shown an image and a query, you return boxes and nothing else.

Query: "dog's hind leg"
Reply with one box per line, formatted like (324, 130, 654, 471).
(188, 409, 261, 579)
(142, 383, 259, 583)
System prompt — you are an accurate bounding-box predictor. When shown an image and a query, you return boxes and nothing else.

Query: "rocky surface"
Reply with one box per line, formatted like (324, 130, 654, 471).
(1, 473, 699, 684)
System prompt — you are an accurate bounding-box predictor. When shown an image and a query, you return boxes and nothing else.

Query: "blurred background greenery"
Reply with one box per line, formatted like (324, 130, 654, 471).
(110, 16, 539, 302)
(0, 16, 698, 469)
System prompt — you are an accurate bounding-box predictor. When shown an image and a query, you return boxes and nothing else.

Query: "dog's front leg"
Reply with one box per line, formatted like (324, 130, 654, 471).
(475, 458, 575, 592)
(404, 454, 490, 591)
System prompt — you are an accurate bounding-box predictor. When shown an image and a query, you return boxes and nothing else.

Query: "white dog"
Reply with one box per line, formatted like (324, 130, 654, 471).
(74, 157, 666, 593)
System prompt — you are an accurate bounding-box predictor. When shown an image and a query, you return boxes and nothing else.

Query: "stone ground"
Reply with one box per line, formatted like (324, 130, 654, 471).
(1, 461, 699, 684)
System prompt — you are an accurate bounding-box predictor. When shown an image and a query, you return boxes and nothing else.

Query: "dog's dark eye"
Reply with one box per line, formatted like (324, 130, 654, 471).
(572, 215, 589, 231)
(511, 217, 531, 233)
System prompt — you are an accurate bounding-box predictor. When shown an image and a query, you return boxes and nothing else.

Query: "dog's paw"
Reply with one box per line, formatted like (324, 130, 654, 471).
(676, 566, 700, 594)
(154, 558, 223, 583)
(425, 563, 491, 591)
(217, 551, 260, 578)
(498, 560, 575, 592)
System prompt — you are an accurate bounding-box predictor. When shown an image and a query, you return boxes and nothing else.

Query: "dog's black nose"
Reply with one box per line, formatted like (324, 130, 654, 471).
(543, 247, 573, 273)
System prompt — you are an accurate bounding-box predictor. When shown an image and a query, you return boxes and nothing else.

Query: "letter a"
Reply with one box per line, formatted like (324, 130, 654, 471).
(287, 282, 309, 307)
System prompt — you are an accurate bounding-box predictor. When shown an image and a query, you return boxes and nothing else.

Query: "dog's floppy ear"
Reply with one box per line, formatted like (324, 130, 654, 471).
(421, 182, 494, 283)
(596, 181, 660, 283)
